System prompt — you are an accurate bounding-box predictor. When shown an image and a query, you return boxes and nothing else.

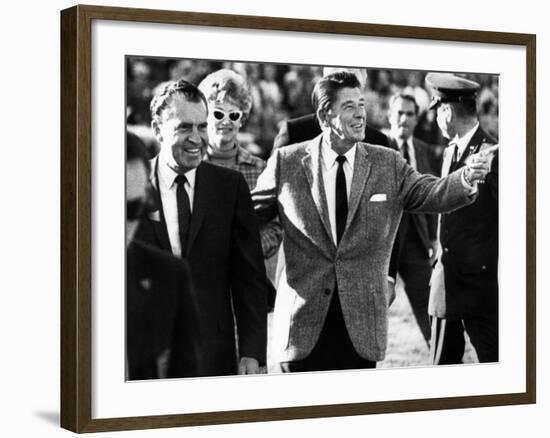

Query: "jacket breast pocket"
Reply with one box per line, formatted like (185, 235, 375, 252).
(366, 200, 393, 242)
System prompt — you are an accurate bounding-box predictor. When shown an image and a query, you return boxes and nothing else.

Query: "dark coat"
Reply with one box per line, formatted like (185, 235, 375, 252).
(126, 239, 197, 380)
(273, 113, 390, 151)
(137, 159, 269, 377)
(390, 136, 439, 259)
(429, 126, 498, 319)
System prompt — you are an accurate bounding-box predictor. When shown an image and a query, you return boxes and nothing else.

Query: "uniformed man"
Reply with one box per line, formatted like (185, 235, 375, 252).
(426, 73, 499, 364)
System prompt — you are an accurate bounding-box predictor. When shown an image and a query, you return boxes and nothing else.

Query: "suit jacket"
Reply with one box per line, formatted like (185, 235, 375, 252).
(252, 135, 476, 362)
(429, 126, 498, 319)
(136, 159, 268, 377)
(273, 113, 390, 151)
(126, 239, 197, 380)
(389, 136, 439, 259)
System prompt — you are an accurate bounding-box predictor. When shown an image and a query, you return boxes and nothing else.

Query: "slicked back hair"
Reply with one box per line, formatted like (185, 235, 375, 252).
(150, 79, 208, 124)
(312, 71, 361, 116)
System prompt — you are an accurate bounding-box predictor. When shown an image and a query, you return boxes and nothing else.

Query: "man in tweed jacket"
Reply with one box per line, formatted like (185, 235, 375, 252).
(252, 72, 492, 372)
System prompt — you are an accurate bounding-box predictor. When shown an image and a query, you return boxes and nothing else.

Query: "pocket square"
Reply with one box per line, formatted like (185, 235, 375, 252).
(147, 210, 161, 222)
(369, 193, 387, 202)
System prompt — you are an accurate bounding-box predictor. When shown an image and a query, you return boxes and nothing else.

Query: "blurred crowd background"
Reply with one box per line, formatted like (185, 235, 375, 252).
(126, 56, 499, 160)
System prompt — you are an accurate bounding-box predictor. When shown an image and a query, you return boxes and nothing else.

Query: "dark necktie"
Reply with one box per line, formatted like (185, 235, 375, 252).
(335, 155, 348, 245)
(401, 141, 410, 164)
(175, 174, 191, 256)
(449, 143, 459, 172)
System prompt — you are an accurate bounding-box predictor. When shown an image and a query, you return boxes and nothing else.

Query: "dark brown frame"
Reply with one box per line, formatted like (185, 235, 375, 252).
(60, 4, 536, 433)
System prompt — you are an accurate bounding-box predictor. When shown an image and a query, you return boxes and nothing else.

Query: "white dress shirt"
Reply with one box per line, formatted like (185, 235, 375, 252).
(157, 159, 197, 257)
(320, 140, 356, 245)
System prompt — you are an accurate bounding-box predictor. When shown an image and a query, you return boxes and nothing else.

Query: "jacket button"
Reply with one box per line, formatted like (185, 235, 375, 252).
(324, 288, 331, 296)
(482, 265, 487, 271)
(443, 247, 449, 253)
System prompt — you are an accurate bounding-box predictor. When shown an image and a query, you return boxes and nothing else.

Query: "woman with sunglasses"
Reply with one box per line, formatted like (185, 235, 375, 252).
(198, 69, 282, 261)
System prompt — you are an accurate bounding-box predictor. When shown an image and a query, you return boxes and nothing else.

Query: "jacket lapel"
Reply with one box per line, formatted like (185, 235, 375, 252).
(346, 143, 371, 230)
(148, 157, 172, 252)
(457, 126, 486, 168)
(301, 137, 335, 249)
(184, 163, 211, 256)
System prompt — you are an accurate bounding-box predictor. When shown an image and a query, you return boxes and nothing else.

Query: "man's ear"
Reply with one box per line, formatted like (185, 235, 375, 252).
(444, 103, 454, 124)
(151, 119, 162, 143)
(316, 108, 329, 129)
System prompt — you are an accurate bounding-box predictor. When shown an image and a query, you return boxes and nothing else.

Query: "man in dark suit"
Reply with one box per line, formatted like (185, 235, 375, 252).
(136, 80, 269, 377)
(252, 72, 492, 373)
(426, 73, 499, 364)
(126, 131, 199, 380)
(386, 93, 439, 344)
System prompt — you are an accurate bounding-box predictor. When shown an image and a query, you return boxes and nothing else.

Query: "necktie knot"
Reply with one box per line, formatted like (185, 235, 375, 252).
(336, 155, 347, 166)
(175, 174, 188, 186)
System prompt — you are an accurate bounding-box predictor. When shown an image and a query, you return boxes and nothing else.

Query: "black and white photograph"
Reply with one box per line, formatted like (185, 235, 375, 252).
(125, 56, 499, 380)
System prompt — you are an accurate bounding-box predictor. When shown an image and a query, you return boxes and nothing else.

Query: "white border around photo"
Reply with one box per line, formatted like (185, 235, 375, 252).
(92, 19, 526, 419)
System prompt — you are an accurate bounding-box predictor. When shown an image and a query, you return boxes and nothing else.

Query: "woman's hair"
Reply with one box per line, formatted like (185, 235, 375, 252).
(198, 69, 253, 117)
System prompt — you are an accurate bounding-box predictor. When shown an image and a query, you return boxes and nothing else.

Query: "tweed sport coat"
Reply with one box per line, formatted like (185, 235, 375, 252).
(252, 135, 476, 362)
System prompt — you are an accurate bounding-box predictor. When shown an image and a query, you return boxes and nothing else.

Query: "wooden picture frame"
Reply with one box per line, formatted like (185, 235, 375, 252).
(60, 4, 536, 433)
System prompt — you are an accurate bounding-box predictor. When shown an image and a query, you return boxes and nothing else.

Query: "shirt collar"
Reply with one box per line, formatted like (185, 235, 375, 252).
(321, 138, 357, 170)
(158, 157, 197, 190)
(451, 122, 480, 156)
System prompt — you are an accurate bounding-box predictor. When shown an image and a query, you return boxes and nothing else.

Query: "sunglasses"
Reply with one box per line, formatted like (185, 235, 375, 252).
(212, 109, 243, 122)
(127, 198, 147, 221)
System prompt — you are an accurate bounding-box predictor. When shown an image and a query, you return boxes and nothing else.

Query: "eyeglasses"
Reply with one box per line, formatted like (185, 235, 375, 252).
(212, 109, 243, 122)
(127, 198, 147, 221)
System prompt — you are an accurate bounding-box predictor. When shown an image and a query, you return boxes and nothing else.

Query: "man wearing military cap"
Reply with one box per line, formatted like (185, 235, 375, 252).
(426, 72, 499, 365)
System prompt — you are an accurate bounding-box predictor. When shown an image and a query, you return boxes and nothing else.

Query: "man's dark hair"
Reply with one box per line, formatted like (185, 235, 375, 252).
(150, 79, 208, 123)
(127, 131, 150, 172)
(389, 93, 420, 115)
(312, 71, 361, 115)
(451, 98, 478, 118)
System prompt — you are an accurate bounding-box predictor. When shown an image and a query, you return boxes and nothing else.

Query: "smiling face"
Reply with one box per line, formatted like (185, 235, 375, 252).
(152, 93, 209, 173)
(207, 100, 243, 152)
(389, 97, 418, 141)
(321, 87, 366, 153)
